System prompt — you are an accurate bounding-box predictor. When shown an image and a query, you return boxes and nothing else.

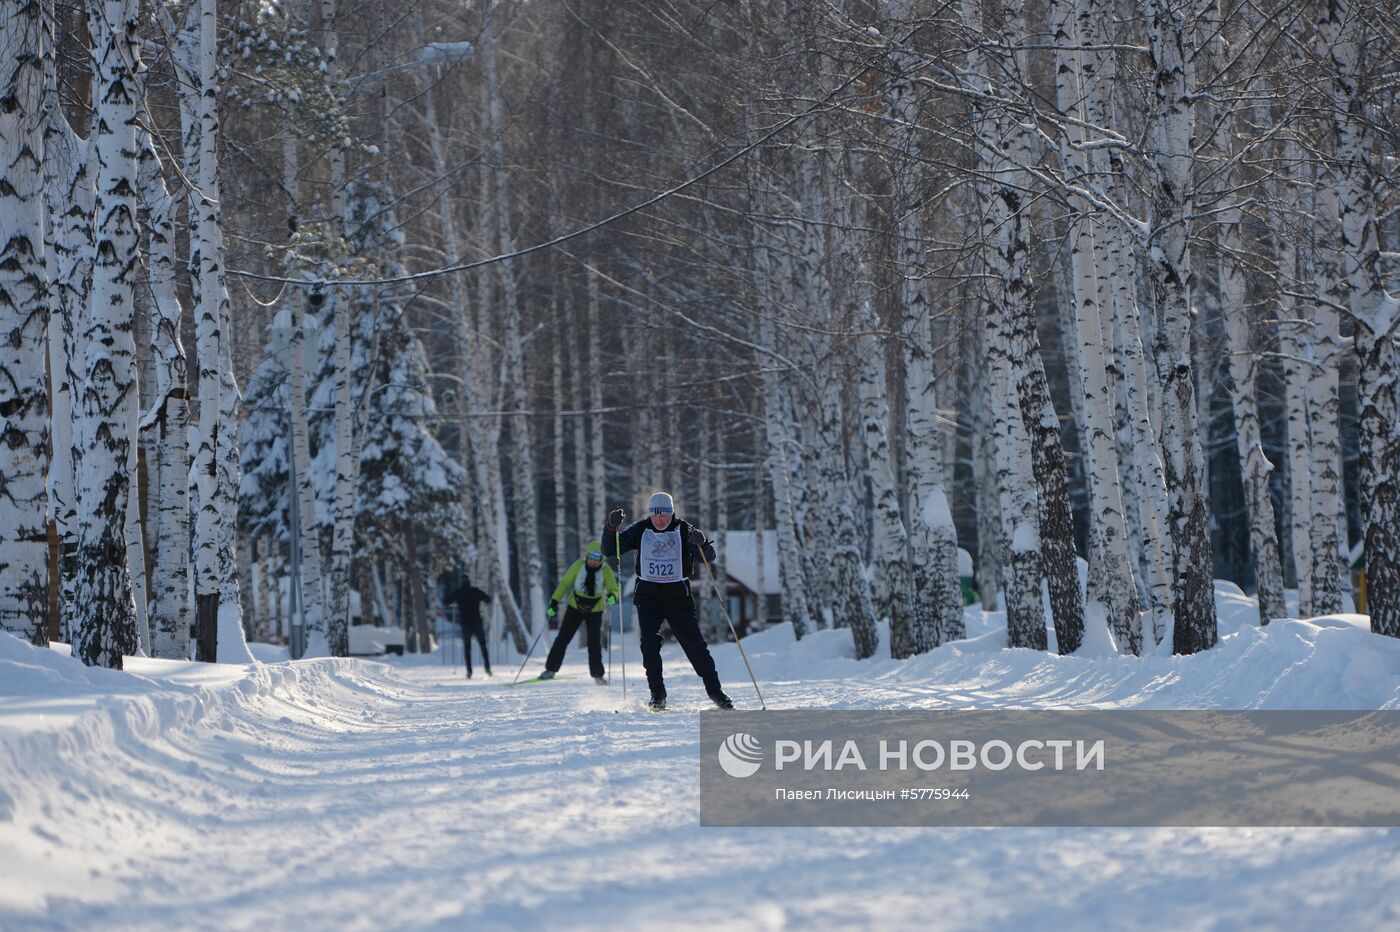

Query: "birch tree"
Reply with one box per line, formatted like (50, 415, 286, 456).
(43, 6, 90, 642)
(1145, 0, 1217, 653)
(1304, 156, 1345, 614)
(1275, 142, 1315, 615)
(72, 0, 142, 669)
(880, 0, 964, 652)
(136, 122, 192, 659)
(1319, 0, 1400, 638)
(1049, 0, 1140, 649)
(846, 195, 915, 656)
(1220, 219, 1286, 623)
(482, 0, 547, 633)
(0, 0, 50, 646)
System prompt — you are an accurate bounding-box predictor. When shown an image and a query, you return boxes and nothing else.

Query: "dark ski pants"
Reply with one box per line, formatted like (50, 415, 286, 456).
(544, 606, 605, 678)
(635, 598, 722, 699)
(461, 618, 490, 676)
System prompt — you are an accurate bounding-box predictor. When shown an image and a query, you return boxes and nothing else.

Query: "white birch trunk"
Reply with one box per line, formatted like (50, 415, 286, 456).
(216, 296, 252, 662)
(588, 268, 605, 528)
(73, 0, 141, 669)
(320, 0, 355, 659)
(274, 126, 327, 654)
(43, 42, 89, 644)
(1144, 0, 1217, 653)
(1320, 1, 1400, 636)
(793, 156, 839, 618)
(1306, 161, 1345, 614)
(1075, 0, 1172, 645)
(481, 0, 546, 630)
(818, 372, 880, 657)
(121, 201, 146, 655)
(136, 123, 192, 660)
(754, 464, 767, 633)
(0, 0, 51, 645)
(1221, 217, 1286, 624)
(713, 415, 730, 644)
(753, 214, 814, 639)
(1276, 164, 1315, 615)
(290, 288, 328, 649)
(553, 325, 566, 577)
(850, 223, 915, 656)
(881, 0, 963, 651)
(1052, 0, 1140, 650)
(698, 415, 715, 639)
(964, 0, 1048, 650)
(570, 329, 589, 553)
(180, 0, 225, 661)
(986, 305, 1045, 650)
(972, 341, 1002, 613)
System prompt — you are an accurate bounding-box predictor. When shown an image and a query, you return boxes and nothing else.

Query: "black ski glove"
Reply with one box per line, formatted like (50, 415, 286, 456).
(687, 526, 707, 549)
(606, 508, 626, 529)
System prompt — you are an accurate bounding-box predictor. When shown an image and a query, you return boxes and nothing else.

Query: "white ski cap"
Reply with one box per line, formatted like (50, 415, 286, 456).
(647, 491, 675, 514)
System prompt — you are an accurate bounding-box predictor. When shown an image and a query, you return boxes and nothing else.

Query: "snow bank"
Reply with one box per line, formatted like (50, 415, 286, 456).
(1, 632, 396, 914)
(703, 593, 1400, 711)
(4, 582, 1400, 928)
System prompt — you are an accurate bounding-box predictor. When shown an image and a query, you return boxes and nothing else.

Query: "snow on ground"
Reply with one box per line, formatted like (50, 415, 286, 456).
(3, 589, 1400, 931)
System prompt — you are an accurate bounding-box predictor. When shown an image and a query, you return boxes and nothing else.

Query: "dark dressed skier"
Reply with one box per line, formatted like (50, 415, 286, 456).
(601, 491, 733, 710)
(539, 540, 620, 685)
(446, 572, 492, 678)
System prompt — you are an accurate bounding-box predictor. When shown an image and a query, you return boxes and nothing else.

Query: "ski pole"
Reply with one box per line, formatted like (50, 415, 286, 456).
(510, 628, 544, 685)
(699, 548, 767, 710)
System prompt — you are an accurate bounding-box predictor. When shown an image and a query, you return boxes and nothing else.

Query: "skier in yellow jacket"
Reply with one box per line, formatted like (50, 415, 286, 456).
(539, 541, 621, 685)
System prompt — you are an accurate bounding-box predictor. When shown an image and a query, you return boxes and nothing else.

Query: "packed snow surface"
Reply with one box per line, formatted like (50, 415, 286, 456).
(3, 589, 1400, 930)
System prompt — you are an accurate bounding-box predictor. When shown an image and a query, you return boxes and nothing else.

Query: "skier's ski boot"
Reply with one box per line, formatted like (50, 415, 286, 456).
(537, 670, 555, 680)
(648, 694, 667, 711)
(594, 676, 609, 686)
(708, 690, 735, 710)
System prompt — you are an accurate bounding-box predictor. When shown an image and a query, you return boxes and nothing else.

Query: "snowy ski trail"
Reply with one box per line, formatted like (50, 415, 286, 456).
(4, 611, 1400, 930)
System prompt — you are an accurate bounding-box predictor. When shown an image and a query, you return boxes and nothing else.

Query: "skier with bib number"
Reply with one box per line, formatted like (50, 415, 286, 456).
(538, 541, 620, 685)
(601, 491, 734, 711)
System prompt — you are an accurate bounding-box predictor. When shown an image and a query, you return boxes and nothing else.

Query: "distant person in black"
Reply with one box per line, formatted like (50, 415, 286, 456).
(601, 491, 733, 711)
(447, 572, 492, 678)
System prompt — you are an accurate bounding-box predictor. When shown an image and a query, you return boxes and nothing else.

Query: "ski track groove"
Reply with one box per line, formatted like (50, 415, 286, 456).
(4, 631, 1400, 930)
